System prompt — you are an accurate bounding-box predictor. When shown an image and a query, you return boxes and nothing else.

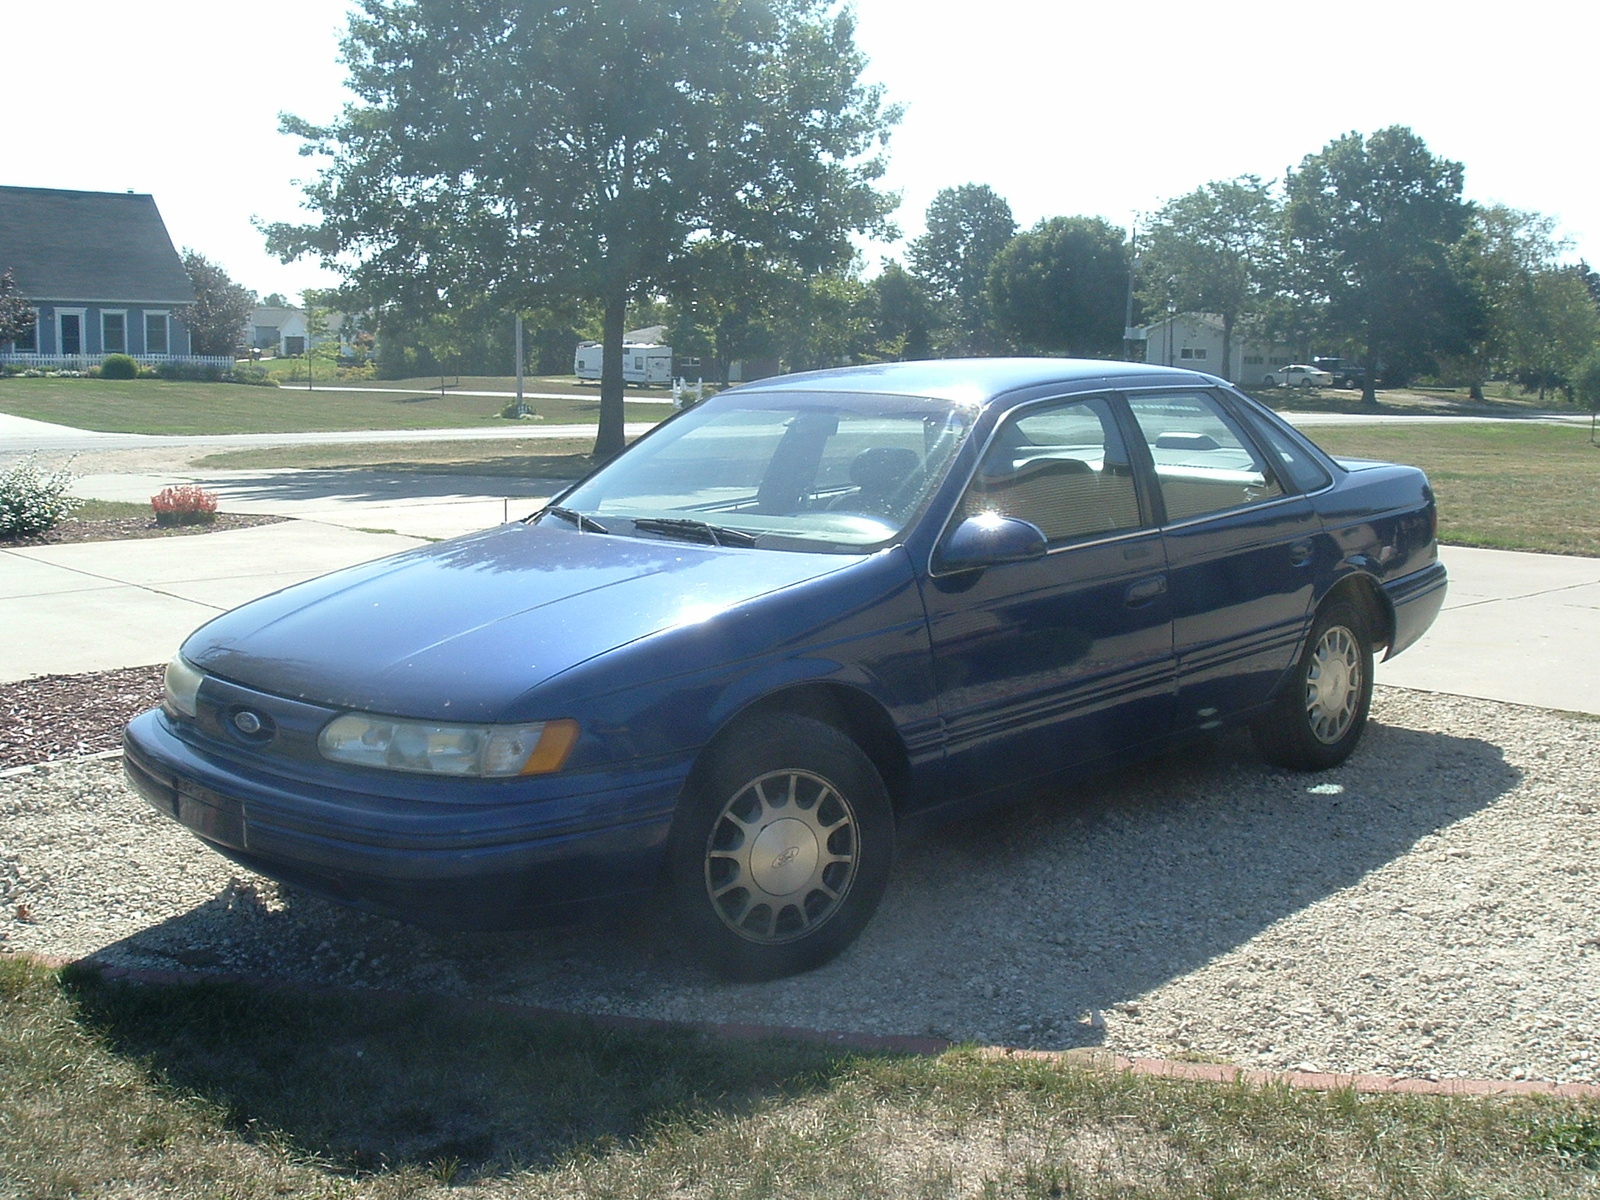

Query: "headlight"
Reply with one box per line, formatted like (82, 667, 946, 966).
(163, 655, 204, 718)
(318, 713, 579, 777)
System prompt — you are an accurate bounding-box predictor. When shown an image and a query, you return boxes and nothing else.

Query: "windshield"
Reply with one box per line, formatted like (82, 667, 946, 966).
(547, 389, 976, 551)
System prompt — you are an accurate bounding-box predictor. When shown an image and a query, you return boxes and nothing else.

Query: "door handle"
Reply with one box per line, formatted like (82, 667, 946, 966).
(1124, 575, 1167, 606)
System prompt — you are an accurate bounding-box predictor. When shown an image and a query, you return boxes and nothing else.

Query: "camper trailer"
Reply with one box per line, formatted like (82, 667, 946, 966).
(574, 341, 673, 386)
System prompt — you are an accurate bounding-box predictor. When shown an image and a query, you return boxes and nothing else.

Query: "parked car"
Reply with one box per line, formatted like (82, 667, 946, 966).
(124, 359, 1447, 980)
(1311, 357, 1369, 389)
(1263, 364, 1335, 388)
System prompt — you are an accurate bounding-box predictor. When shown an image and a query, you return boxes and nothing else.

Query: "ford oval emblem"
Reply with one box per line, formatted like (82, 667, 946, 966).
(233, 710, 264, 735)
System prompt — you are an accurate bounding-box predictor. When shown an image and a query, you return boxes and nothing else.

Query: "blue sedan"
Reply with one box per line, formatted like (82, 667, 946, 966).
(124, 359, 1447, 979)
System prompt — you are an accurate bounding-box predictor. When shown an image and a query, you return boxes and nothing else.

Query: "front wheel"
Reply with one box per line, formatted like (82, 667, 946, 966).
(668, 714, 895, 980)
(1253, 601, 1374, 770)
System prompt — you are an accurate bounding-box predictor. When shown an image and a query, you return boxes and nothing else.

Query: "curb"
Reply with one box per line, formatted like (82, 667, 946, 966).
(10, 951, 1598, 1100)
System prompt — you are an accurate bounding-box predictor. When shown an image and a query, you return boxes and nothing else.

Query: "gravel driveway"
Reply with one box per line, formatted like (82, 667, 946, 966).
(3, 686, 1596, 1085)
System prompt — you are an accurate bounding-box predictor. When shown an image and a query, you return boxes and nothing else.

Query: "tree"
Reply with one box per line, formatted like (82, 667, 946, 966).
(870, 261, 934, 360)
(0, 269, 35, 349)
(265, 0, 899, 459)
(1137, 176, 1280, 381)
(1450, 206, 1584, 399)
(1509, 268, 1600, 400)
(1284, 127, 1476, 403)
(908, 184, 1016, 355)
(181, 250, 256, 357)
(988, 216, 1128, 358)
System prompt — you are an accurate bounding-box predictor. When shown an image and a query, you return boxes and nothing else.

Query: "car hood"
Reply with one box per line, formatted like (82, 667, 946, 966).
(184, 522, 864, 722)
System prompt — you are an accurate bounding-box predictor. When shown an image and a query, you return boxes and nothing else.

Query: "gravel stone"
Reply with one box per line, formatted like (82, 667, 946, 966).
(2, 686, 1597, 1084)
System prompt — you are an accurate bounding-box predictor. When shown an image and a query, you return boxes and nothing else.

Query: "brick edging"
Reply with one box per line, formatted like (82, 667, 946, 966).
(9, 952, 1598, 1099)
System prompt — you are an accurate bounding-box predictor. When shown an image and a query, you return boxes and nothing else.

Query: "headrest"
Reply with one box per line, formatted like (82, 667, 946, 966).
(850, 446, 921, 489)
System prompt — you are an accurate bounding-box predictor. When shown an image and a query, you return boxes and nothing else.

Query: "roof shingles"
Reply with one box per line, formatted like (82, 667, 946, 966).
(0, 186, 195, 305)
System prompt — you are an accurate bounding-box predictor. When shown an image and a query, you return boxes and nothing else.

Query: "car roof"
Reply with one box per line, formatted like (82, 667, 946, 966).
(724, 357, 1226, 405)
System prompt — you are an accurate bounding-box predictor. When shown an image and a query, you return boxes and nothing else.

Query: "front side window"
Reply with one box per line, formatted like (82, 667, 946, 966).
(551, 390, 976, 552)
(961, 396, 1144, 544)
(102, 312, 126, 354)
(1128, 392, 1284, 522)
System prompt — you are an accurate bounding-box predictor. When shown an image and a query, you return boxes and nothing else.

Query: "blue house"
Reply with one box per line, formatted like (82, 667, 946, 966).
(0, 186, 207, 365)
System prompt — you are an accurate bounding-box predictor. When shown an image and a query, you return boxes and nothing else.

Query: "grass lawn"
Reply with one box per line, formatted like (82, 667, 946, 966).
(1308, 421, 1600, 557)
(3, 958, 1595, 1198)
(0, 377, 675, 436)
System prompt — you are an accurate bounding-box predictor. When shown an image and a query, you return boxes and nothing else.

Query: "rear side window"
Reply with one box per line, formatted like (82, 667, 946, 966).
(1127, 392, 1284, 522)
(1234, 406, 1335, 493)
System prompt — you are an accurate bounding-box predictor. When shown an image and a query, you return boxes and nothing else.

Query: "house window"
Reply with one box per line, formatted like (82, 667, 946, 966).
(284, 335, 305, 356)
(7, 312, 37, 352)
(1242, 355, 1264, 366)
(1179, 348, 1208, 360)
(145, 312, 170, 356)
(102, 311, 127, 354)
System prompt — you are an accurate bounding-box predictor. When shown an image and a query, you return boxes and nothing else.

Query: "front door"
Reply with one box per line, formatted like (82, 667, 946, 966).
(59, 313, 81, 356)
(922, 394, 1175, 804)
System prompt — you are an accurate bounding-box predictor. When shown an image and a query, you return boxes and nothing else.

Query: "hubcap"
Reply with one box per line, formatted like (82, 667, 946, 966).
(1305, 624, 1362, 744)
(704, 769, 857, 944)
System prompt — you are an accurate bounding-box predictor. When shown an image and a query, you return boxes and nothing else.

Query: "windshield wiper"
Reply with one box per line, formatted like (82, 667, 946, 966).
(628, 517, 760, 547)
(541, 505, 610, 534)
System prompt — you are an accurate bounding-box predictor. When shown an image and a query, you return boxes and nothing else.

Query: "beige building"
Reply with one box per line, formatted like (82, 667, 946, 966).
(1134, 313, 1295, 385)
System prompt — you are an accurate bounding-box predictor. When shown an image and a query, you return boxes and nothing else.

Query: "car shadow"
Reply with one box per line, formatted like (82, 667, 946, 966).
(70, 711, 1520, 1179)
(88, 709, 1519, 1060)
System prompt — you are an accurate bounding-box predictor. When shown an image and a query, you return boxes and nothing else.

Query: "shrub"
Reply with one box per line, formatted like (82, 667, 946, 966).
(0, 456, 82, 536)
(228, 362, 277, 387)
(100, 354, 139, 380)
(150, 485, 219, 526)
(156, 360, 224, 382)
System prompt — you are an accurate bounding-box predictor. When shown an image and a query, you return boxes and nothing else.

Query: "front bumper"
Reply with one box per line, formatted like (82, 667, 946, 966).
(123, 709, 685, 929)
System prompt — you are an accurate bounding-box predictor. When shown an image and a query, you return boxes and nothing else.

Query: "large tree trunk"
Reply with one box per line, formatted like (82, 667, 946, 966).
(595, 288, 628, 461)
(1220, 313, 1234, 382)
(1361, 350, 1379, 406)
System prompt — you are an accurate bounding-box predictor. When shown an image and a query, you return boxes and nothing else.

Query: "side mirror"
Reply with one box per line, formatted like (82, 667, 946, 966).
(936, 514, 1048, 571)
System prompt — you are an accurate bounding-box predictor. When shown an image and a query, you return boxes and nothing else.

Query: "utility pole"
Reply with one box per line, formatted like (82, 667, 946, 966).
(514, 314, 527, 417)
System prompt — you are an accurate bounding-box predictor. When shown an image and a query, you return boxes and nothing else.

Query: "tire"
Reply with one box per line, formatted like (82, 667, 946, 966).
(1253, 600, 1374, 770)
(668, 714, 895, 980)
(1264, 375, 1278, 387)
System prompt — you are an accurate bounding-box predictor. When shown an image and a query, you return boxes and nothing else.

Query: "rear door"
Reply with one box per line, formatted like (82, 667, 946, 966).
(922, 394, 1175, 801)
(1124, 389, 1322, 731)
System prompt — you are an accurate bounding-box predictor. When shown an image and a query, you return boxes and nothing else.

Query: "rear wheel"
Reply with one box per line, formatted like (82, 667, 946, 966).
(1253, 600, 1374, 770)
(669, 714, 895, 980)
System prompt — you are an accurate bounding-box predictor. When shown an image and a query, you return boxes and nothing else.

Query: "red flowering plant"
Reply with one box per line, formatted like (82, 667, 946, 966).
(151, 485, 219, 526)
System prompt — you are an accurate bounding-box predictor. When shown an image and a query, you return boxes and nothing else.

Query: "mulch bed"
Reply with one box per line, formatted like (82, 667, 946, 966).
(0, 512, 287, 547)
(0, 665, 166, 772)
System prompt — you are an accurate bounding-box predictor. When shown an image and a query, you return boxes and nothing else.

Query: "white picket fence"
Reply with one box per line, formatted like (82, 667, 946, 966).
(0, 352, 236, 370)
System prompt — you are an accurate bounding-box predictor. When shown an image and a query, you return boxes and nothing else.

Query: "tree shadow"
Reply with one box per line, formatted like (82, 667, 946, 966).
(60, 964, 871, 1182)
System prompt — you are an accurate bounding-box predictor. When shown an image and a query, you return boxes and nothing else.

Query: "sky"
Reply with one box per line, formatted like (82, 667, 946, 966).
(10, 0, 1594, 305)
